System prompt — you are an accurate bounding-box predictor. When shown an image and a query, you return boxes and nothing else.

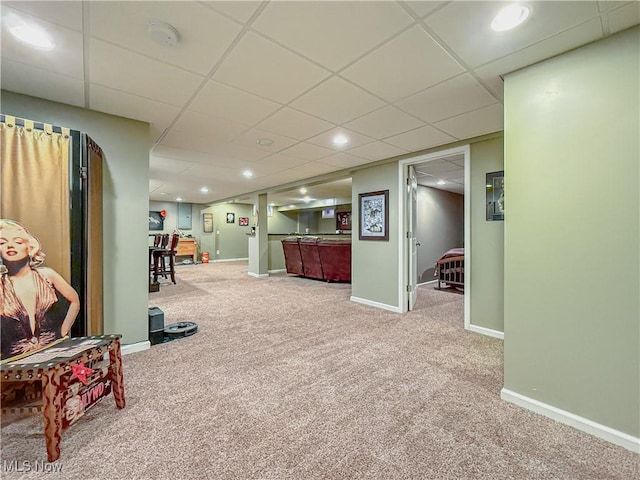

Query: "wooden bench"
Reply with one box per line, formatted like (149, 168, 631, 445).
(1, 335, 125, 461)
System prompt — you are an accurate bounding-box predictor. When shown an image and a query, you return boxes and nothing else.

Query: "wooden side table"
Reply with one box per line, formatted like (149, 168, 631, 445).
(176, 238, 197, 262)
(1, 335, 125, 462)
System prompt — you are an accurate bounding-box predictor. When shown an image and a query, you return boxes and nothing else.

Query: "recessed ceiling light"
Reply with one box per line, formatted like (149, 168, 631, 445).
(269, 202, 275, 207)
(176, 197, 183, 202)
(256, 138, 274, 146)
(200, 187, 209, 193)
(332, 134, 349, 146)
(159, 192, 169, 196)
(9, 24, 55, 50)
(288, 205, 295, 209)
(242, 170, 254, 178)
(303, 196, 312, 203)
(299, 187, 307, 194)
(437, 179, 447, 185)
(491, 5, 530, 32)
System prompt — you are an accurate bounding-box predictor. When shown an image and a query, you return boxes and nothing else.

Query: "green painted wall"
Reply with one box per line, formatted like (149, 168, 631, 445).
(351, 162, 400, 309)
(470, 136, 504, 332)
(1, 90, 150, 345)
(201, 203, 253, 260)
(503, 27, 639, 436)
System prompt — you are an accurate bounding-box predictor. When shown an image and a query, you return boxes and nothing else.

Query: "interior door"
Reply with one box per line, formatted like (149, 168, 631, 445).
(408, 165, 418, 310)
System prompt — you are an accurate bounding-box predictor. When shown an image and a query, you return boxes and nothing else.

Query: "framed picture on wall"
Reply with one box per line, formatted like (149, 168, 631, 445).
(203, 213, 213, 233)
(239, 217, 249, 226)
(358, 190, 389, 241)
(336, 211, 351, 231)
(486, 171, 504, 221)
(149, 211, 164, 231)
(226, 212, 235, 224)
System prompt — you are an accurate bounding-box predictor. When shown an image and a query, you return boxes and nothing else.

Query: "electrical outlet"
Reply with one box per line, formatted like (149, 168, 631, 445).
(216, 250, 220, 255)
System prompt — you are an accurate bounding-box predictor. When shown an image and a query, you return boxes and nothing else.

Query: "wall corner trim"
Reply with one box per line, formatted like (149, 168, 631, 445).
(501, 388, 640, 453)
(248, 272, 269, 278)
(350, 296, 402, 313)
(468, 324, 504, 339)
(121, 341, 151, 356)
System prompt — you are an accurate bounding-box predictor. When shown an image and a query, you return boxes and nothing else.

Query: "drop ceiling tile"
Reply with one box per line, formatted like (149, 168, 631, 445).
(190, 79, 282, 127)
(384, 125, 455, 152)
(344, 106, 425, 139)
(316, 153, 373, 169)
(608, 3, 640, 33)
(149, 179, 164, 192)
(598, 1, 635, 12)
(474, 19, 604, 100)
(90, 2, 242, 75)
(90, 84, 181, 144)
(425, 1, 600, 68)
(233, 127, 299, 153)
(254, 153, 311, 170)
(3, 1, 82, 30)
(1, 5, 84, 78)
(287, 161, 339, 179)
(341, 25, 464, 102)
(433, 104, 504, 140)
(278, 142, 335, 162)
(173, 110, 251, 142)
(403, 1, 447, 18)
(290, 76, 386, 124)
(150, 156, 193, 175)
(347, 141, 408, 161)
(90, 39, 204, 106)
(201, 1, 264, 23)
(207, 142, 274, 163)
(416, 160, 461, 175)
(252, 1, 413, 71)
(256, 107, 334, 141)
(396, 74, 497, 123)
(213, 31, 331, 104)
(307, 127, 376, 151)
(0, 58, 85, 107)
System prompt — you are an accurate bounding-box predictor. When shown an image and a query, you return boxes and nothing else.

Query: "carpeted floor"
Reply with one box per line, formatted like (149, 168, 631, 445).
(1, 261, 638, 479)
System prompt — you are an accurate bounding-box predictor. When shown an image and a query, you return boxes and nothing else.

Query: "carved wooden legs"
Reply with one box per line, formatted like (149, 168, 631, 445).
(41, 369, 64, 462)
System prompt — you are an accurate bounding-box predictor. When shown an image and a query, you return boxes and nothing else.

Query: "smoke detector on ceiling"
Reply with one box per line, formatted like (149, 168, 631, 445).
(147, 21, 179, 47)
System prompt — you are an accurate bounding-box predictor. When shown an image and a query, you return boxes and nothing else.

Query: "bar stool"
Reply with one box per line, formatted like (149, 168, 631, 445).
(153, 233, 179, 284)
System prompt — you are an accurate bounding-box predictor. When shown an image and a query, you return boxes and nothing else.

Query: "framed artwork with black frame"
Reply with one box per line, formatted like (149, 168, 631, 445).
(226, 212, 235, 224)
(149, 211, 164, 231)
(358, 190, 389, 241)
(203, 213, 213, 233)
(486, 171, 504, 221)
(336, 211, 352, 231)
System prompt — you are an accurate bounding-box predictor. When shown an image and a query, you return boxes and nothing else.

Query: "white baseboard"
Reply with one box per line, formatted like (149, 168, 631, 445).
(268, 269, 286, 274)
(248, 272, 269, 278)
(468, 324, 504, 339)
(350, 296, 402, 313)
(501, 388, 640, 453)
(418, 279, 438, 286)
(121, 341, 150, 356)
(212, 257, 249, 263)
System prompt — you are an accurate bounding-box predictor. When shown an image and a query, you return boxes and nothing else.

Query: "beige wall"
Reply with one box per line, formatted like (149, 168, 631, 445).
(201, 203, 253, 260)
(1, 90, 150, 345)
(503, 27, 639, 437)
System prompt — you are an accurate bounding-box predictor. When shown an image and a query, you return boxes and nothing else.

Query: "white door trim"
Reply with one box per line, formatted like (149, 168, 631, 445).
(397, 145, 471, 331)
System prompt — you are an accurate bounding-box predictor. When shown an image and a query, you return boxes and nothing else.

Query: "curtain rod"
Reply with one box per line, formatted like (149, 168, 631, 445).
(0, 114, 66, 135)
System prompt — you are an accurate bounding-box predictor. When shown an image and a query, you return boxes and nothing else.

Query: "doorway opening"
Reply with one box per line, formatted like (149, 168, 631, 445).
(398, 145, 471, 330)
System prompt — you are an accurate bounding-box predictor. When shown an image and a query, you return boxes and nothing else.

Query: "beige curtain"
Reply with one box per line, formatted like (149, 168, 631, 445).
(0, 118, 71, 281)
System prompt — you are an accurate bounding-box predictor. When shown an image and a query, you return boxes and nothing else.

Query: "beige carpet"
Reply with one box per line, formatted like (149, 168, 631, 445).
(1, 261, 638, 479)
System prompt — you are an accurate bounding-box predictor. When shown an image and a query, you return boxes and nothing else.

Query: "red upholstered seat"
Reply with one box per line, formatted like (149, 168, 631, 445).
(298, 237, 324, 280)
(318, 239, 351, 282)
(281, 237, 304, 275)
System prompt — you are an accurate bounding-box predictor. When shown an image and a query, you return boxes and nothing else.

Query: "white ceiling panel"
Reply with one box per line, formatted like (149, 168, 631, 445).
(254, 153, 312, 171)
(233, 127, 298, 153)
(90, 39, 204, 106)
(172, 110, 250, 142)
(396, 74, 497, 123)
(90, 2, 242, 75)
(474, 18, 604, 100)
(344, 105, 425, 139)
(347, 141, 408, 161)
(277, 142, 335, 162)
(316, 152, 375, 169)
(202, 1, 264, 24)
(341, 25, 465, 102)
(150, 156, 193, 175)
(189, 79, 282, 127)
(256, 107, 334, 141)
(290, 76, 386, 124)
(384, 125, 455, 151)
(90, 84, 181, 143)
(307, 127, 376, 151)
(3, 1, 83, 31)
(0, 58, 85, 107)
(287, 161, 339, 179)
(252, 1, 413, 71)
(608, 2, 640, 33)
(426, 1, 600, 68)
(1, 5, 84, 78)
(213, 31, 331, 104)
(433, 104, 504, 139)
(403, 1, 447, 18)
